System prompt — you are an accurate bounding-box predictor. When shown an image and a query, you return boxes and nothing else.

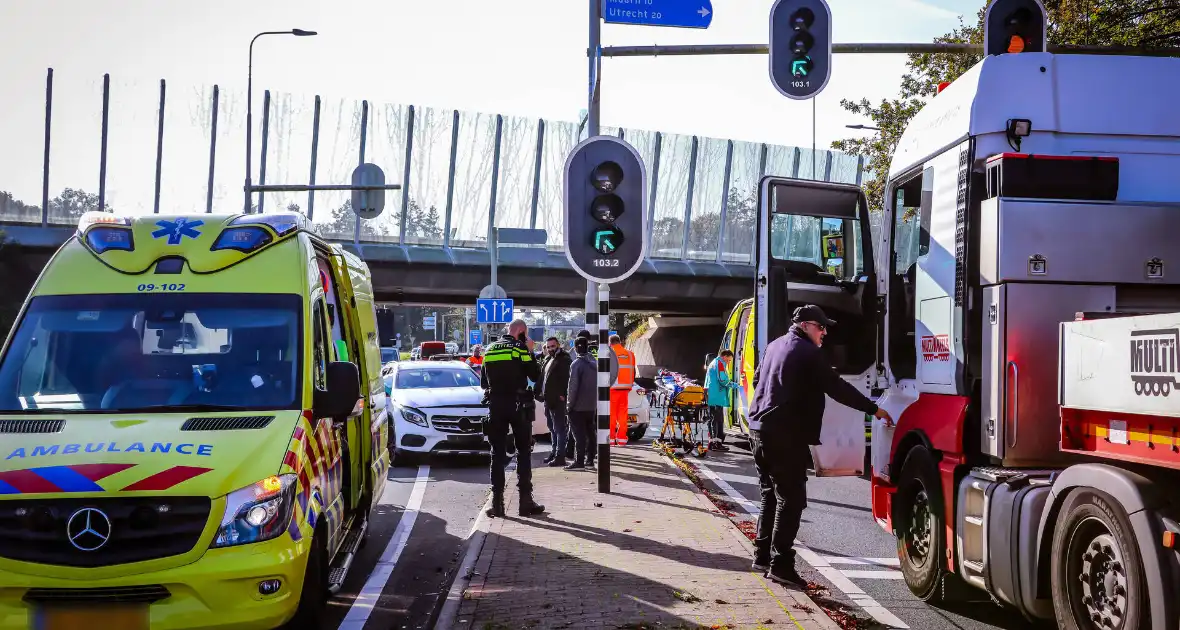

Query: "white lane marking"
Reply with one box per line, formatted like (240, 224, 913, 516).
(824, 556, 901, 567)
(840, 570, 905, 580)
(710, 470, 761, 487)
(338, 465, 431, 630)
(693, 463, 910, 629)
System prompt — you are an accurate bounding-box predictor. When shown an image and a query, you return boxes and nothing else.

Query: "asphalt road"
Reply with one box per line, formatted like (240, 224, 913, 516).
(682, 436, 1040, 630)
(313, 426, 1037, 630)
(320, 453, 497, 630)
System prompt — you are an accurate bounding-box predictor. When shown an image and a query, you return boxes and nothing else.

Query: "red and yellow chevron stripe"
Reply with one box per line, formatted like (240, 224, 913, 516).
(282, 410, 344, 542)
(0, 464, 211, 495)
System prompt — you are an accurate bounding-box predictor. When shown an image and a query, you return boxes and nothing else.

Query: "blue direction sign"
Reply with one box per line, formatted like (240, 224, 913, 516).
(476, 298, 514, 325)
(470, 330, 482, 346)
(603, 0, 713, 29)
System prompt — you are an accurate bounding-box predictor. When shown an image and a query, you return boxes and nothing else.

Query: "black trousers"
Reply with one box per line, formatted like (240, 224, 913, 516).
(568, 410, 596, 465)
(750, 429, 810, 570)
(708, 405, 726, 442)
(487, 401, 534, 495)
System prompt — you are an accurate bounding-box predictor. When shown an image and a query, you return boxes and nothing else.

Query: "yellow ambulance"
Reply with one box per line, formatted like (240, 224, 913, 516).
(0, 211, 390, 629)
(718, 299, 756, 437)
(719, 297, 872, 445)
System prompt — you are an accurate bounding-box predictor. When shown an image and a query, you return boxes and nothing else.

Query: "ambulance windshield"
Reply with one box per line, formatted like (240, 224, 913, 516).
(0, 293, 303, 413)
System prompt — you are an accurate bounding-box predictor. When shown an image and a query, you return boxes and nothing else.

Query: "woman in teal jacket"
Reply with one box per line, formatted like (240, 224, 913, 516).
(704, 350, 740, 451)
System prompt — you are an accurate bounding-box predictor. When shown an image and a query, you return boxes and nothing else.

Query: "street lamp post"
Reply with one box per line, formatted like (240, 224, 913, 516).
(245, 29, 317, 214)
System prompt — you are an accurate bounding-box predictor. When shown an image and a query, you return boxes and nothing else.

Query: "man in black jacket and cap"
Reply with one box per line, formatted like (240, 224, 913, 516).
(748, 305, 893, 588)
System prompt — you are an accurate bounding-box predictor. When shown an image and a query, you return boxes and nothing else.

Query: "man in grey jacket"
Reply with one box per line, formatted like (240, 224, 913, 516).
(564, 336, 597, 470)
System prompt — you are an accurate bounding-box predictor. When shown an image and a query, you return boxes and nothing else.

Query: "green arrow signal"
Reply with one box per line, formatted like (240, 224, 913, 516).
(594, 229, 620, 254)
(792, 56, 812, 77)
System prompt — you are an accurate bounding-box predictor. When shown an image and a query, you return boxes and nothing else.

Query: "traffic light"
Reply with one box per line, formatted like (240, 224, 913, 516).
(564, 136, 648, 284)
(984, 0, 1046, 56)
(769, 0, 832, 101)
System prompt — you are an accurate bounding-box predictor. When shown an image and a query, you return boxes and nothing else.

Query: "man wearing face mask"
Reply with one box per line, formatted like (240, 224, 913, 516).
(747, 305, 893, 589)
(480, 318, 544, 518)
(537, 337, 572, 467)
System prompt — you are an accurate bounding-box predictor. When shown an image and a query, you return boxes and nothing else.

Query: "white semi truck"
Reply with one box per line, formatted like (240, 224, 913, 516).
(747, 30, 1180, 630)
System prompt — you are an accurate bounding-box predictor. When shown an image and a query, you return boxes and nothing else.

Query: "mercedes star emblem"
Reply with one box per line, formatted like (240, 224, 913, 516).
(66, 507, 112, 551)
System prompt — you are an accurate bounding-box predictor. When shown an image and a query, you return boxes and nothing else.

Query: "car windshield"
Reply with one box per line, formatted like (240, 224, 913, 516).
(0, 293, 303, 413)
(395, 367, 479, 390)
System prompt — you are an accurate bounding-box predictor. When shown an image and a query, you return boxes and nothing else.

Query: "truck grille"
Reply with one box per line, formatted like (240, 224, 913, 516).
(0, 497, 210, 567)
(431, 414, 487, 434)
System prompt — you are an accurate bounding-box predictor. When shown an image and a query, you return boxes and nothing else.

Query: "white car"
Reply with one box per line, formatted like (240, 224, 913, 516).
(534, 383, 652, 442)
(385, 361, 489, 463)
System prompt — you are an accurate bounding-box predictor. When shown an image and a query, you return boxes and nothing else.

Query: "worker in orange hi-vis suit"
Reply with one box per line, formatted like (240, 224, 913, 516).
(607, 334, 635, 446)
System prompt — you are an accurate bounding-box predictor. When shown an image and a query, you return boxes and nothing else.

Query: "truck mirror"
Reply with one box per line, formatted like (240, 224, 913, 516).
(314, 361, 362, 419)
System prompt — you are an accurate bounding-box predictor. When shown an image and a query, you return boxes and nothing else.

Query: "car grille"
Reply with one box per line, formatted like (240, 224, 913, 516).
(24, 585, 171, 605)
(0, 497, 210, 567)
(431, 414, 488, 434)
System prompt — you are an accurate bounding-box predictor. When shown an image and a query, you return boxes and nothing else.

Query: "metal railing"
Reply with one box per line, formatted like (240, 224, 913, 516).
(0, 68, 867, 265)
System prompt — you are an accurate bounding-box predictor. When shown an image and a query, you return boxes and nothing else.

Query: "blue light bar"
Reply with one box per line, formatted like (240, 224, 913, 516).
(85, 226, 135, 253)
(229, 212, 306, 237)
(211, 227, 273, 253)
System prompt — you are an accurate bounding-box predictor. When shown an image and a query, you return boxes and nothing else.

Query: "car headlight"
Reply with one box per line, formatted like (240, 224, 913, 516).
(210, 474, 297, 548)
(399, 405, 428, 427)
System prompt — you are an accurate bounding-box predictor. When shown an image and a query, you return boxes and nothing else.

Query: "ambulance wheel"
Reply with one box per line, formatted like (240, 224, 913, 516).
(1050, 488, 1146, 630)
(896, 447, 958, 602)
(281, 524, 328, 629)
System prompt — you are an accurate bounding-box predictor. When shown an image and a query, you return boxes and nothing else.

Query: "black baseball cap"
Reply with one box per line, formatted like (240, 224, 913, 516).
(576, 330, 593, 339)
(793, 305, 836, 328)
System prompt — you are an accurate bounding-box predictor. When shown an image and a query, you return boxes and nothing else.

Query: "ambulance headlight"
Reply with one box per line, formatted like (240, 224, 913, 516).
(210, 473, 297, 548)
(84, 227, 135, 253)
(211, 226, 273, 253)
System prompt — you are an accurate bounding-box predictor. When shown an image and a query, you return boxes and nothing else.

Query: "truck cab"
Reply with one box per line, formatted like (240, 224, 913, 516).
(856, 51, 1180, 627)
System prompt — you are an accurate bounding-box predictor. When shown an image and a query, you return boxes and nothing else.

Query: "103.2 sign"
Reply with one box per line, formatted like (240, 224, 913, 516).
(593, 259, 621, 267)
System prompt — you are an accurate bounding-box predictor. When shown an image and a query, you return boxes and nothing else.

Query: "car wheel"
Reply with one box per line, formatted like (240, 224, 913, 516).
(627, 426, 646, 442)
(391, 448, 418, 467)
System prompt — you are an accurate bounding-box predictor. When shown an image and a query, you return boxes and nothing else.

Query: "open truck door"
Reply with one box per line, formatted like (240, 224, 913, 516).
(755, 176, 880, 477)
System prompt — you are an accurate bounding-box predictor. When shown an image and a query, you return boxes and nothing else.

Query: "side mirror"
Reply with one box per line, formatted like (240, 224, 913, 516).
(313, 361, 362, 419)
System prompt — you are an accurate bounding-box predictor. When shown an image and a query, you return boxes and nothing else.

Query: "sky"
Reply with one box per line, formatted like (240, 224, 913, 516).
(0, 0, 982, 220)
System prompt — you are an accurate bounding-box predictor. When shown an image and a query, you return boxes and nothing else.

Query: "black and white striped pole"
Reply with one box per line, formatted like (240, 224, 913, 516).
(595, 282, 611, 492)
(563, 126, 648, 495)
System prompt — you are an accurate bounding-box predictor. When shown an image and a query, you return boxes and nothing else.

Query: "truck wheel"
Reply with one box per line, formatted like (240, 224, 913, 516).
(280, 525, 328, 629)
(1050, 489, 1146, 630)
(895, 447, 954, 602)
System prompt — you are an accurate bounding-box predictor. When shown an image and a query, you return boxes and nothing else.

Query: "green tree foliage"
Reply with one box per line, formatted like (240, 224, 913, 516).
(307, 197, 443, 241)
(650, 186, 756, 256)
(833, 0, 1180, 214)
(1, 188, 110, 222)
